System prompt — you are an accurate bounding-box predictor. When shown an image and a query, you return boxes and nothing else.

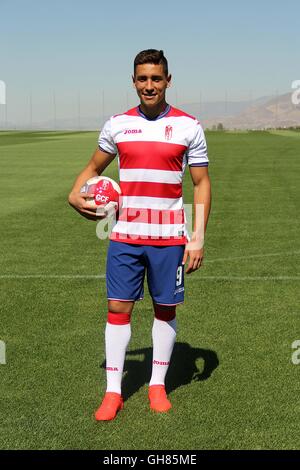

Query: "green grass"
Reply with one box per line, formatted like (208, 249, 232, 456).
(0, 129, 300, 449)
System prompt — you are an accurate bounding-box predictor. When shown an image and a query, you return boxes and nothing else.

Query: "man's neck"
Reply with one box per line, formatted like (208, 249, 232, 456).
(139, 101, 169, 120)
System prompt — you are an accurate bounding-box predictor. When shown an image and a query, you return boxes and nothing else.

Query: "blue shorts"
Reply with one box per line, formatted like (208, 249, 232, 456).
(106, 241, 185, 306)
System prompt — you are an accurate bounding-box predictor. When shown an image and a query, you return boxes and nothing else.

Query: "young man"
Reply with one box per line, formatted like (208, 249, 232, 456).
(68, 49, 211, 421)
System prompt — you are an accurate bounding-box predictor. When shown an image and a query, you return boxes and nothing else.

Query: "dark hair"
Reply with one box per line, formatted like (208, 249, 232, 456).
(134, 49, 168, 77)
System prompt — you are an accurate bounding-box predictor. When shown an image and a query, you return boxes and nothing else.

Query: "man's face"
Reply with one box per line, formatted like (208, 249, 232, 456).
(133, 63, 171, 109)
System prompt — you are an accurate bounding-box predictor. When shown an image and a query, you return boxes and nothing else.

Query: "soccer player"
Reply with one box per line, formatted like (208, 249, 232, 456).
(68, 49, 211, 420)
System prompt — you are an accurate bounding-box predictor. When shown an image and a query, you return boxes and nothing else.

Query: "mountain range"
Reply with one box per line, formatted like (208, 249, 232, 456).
(196, 92, 300, 129)
(1, 92, 300, 130)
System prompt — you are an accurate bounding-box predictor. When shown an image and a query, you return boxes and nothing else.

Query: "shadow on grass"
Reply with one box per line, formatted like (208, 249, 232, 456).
(101, 342, 219, 401)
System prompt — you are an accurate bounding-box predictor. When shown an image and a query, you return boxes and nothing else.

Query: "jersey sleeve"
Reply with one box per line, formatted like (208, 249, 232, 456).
(98, 118, 117, 155)
(186, 122, 209, 167)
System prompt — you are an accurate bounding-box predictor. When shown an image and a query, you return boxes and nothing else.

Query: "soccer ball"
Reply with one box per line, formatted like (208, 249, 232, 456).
(80, 176, 122, 217)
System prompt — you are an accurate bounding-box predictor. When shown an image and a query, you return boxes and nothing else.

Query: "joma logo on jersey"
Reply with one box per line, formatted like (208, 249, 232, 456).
(165, 125, 172, 140)
(124, 129, 142, 134)
(106, 366, 119, 371)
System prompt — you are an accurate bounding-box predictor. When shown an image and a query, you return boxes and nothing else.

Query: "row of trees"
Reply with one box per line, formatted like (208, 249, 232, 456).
(208, 124, 300, 131)
(210, 123, 224, 131)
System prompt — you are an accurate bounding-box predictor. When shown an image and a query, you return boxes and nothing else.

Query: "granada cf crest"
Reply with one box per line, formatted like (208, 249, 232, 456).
(165, 125, 173, 140)
(102, 179, 110, 190)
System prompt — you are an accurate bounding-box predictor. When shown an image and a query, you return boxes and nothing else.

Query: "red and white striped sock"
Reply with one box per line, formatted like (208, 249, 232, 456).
(105, 312, 131, 394)
(149, 307, 177, 386)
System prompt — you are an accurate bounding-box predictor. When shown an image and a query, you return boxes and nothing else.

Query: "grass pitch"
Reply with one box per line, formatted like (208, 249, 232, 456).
(0, 129, 299, 450)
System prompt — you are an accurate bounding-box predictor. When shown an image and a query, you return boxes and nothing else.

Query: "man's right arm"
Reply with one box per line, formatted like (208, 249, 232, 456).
(68, 147, 116, 220)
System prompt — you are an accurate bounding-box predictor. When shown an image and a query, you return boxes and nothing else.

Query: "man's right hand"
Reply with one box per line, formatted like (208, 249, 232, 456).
(68, 191, 106, 221)
(67, 148, 117, 221)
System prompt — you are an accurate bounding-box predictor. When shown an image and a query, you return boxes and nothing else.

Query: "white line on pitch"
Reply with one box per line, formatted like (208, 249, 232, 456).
(0, 275, 299, 281)
(189, 276, 300, 281)
(0, 252, 299, 280)
(0, 274, 106, 279)
(204, 250, 300, 264)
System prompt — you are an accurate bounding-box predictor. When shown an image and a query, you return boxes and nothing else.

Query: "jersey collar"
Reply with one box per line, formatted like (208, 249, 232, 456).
(137, 104, 171, 121)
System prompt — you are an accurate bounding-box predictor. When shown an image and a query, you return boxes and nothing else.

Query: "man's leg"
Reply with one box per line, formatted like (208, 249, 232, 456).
(105, 300, 134, 394)
(150, 303, 177, 386)
(95, 240, 144, 421)
(95, 300, 134, 421)
(145, 244, 185, 412)
(148, 303, 176, 412)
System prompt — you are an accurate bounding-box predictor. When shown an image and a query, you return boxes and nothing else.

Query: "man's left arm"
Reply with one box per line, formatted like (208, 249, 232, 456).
(182, 166, 211, 274)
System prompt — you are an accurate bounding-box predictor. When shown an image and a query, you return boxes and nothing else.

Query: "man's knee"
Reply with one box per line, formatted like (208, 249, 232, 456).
(108, 300, 134, 314)
(153, 303, 176, 321)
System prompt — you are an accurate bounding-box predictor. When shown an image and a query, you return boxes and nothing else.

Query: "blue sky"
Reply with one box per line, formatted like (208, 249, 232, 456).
(0, 0, 299, 125)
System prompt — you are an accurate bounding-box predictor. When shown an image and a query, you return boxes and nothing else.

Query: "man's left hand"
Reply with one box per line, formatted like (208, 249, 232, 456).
(182, 247, 204, 274)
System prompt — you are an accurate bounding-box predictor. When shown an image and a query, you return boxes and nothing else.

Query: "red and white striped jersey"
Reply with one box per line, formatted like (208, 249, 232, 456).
(98, 105, 208, 246)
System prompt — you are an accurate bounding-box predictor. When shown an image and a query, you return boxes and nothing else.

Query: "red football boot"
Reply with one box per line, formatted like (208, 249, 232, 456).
(148, 385, 172, 413)
(94, 392, 124, 421)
